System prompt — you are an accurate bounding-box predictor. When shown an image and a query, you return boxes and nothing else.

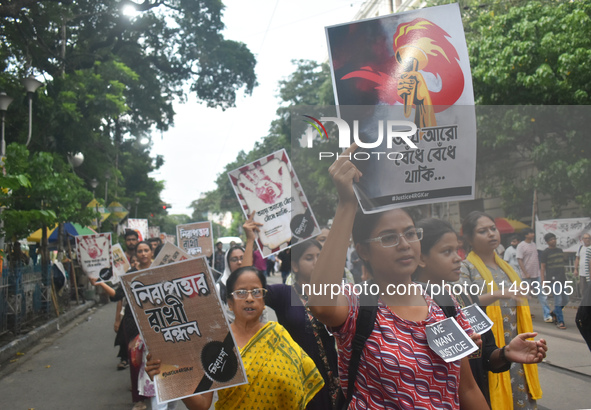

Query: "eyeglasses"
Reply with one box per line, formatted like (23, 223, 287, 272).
(230, 288, 267, 299)
(365, 228, 423, 248)
(229, 256, 244, 263)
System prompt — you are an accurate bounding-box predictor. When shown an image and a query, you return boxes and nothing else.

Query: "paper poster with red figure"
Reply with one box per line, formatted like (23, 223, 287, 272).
(75, 233, 113, 282)
(228, 149, 321, 257)
(325, 3, 476, 212)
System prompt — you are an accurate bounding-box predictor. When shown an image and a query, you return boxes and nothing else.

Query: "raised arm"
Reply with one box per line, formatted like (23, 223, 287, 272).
(89, 277, 116, 298)
(242, 211, 262, 268)
(308, 144, 361, 328)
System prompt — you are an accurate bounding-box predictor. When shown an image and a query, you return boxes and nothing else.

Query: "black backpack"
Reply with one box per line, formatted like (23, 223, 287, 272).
(343, 282, 456, 409)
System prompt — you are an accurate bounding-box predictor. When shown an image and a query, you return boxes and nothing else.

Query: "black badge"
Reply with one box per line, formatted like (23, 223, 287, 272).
(201, 341, 238, 383)
(99, 267, 113, 281)
(290, 208, 315, 239)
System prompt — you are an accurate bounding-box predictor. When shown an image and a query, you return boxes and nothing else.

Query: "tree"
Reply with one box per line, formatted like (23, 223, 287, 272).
(467, 0, 591, 215)
(0, 0, 257, 226)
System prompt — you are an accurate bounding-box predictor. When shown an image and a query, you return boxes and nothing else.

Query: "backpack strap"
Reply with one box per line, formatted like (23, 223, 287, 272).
(417, 282, 457, 318)
(344, 288, 378, 409)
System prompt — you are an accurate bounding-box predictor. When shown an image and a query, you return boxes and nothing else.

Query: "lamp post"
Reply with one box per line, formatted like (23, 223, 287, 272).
(22, 76, 43, 147)
(104, 170, 111, 205)
(0, 92, 14, 158)
(90, 178, 98, 197)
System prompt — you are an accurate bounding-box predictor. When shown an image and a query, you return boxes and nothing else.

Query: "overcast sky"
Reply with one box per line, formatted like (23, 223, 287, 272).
(150, 0, 362, 216)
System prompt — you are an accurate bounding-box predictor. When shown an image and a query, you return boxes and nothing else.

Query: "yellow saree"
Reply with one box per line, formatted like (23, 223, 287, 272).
(216, 321, 324, 410)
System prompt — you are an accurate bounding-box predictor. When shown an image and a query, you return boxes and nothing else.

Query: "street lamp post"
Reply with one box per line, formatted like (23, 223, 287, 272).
(104, 171, 111, 205)
(90, 178, 98, 197)
(0, 92, 14, 158)
(22, 76, 43, 147)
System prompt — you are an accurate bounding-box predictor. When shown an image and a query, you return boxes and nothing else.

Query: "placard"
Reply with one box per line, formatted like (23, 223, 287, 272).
(75, 233, 112, 282)
(111, 243, 130, 283)
(228, 149, 321, 257)
(120, 257, 247, 403)
(128, 218, 149, 241)
(461, 304, 494, 334)
(151, 242, 191, 267)
(324, 3, 476, 212)
(426, 317, 478, 362)
(176, 221, 213, 260)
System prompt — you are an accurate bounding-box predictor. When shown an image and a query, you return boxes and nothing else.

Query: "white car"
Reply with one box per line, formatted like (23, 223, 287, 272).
(216, 236, 244, 252)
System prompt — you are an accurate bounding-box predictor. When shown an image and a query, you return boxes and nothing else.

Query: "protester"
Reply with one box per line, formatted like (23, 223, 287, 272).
(459, 212, 542, 410)
(264, 239, 343, 410)
(503, 235, 522, 277)
(308, 144, 489, 409)
(540, 233, 569, 329)
(574, 233, 591, 297)
(414, 218, 547, 405)
(277, 246, 291, 284)
(213, 241, 225, 272)
(124, 229, 139, 263)
(91, 241, 154, 410)
(517, 227, 552, 322)
(266, 253, 276, 276)
(146, 266, 324, 409)
(146, 237, 162, 253)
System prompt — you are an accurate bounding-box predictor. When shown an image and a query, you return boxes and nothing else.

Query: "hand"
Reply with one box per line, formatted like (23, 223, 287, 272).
(469, 332, 482, 349)
(114, 321, 120, 333)
(328, 143, 362, 205)
(243, 212, 263, 241)
(89, 277, 97, 286)
(505, 332, 547, 364)
(145, 353, 162, 381)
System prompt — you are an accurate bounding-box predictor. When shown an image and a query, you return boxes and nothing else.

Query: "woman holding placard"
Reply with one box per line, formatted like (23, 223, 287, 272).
(307, 144, 488, 409)
(459, 212, 543, 410)
(413, 218, 547, 405)
(146, 266, 324, 409)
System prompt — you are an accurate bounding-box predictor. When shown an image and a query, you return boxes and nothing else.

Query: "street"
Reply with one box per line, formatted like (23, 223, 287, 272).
(0, 277, 590, 409)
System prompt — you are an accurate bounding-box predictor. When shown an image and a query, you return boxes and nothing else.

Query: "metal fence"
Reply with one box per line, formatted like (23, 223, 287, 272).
(0, 264, 51, 335)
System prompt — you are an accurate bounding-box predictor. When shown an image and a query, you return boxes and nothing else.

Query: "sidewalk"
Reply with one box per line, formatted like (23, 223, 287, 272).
(0, 300, 96, 367)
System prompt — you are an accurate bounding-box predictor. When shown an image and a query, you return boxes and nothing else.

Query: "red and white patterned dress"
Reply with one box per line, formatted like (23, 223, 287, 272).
(332, 284, 473, 410)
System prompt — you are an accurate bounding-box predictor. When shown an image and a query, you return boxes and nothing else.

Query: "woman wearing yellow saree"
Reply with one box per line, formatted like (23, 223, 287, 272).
(459, 212, 542, 410)
(147, 266, 324, 410)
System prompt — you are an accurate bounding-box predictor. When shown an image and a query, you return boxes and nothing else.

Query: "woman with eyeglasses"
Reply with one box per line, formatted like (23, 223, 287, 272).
(458, 211, 542, 410)
(308, 144, 489, 409)
(146, 266, 324, 409)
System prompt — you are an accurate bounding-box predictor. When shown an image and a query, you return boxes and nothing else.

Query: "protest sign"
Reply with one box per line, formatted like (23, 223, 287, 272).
(324, 3, 476, 213)
(128, 218, 149, 241)
(149, 226, 161, 239)
(535, 217, 591, 252)
(120, 257, 247, 403)
(228, 149, 321, 257)
(111, 243, 130, 283)
(426, 317, 478, 363)
(75, 233, 112, 282)
(151, 242, 191, 267)
(461, 304, 494, 334)
(176, 221, 213, 261)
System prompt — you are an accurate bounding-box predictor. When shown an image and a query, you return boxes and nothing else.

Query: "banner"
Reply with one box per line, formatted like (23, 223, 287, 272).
(128, 218, 149, 241)
(176, 221, 214, 260)
(120, 257, 247, 403)
(75, 233, 112, 282)
(535, 217, 591, 252)
(228, 149, 321, 257)
(111, 243, 130, 282)
(324, 3, 476, 212)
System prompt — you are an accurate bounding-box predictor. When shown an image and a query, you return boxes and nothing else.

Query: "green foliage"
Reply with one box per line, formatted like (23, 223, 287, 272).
(466, 1, 591, 216)
(0, 143, 95, 240)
